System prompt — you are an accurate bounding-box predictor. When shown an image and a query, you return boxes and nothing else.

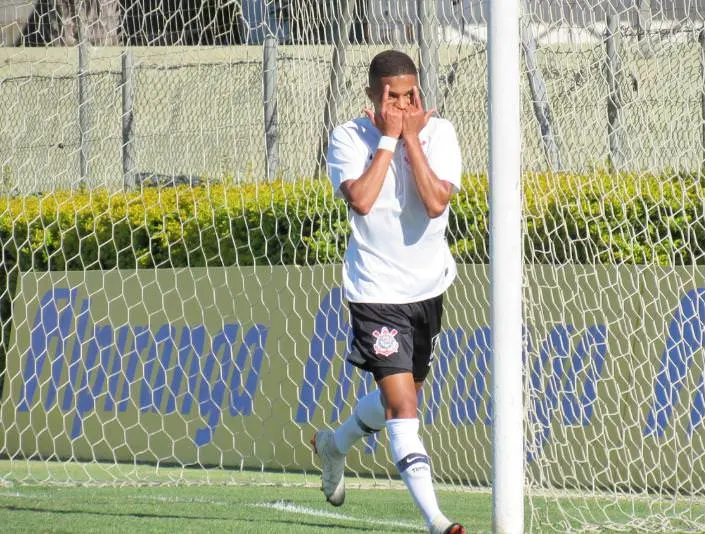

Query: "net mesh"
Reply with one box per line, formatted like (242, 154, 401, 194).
(2, 0, 705, 532)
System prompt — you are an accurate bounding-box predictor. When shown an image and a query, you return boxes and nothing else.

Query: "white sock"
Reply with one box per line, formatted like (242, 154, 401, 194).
(386, 418, 447, 528)
(333, 389, 386, 454)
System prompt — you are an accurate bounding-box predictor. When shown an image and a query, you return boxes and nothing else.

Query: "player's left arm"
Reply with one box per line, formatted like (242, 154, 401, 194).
(402, 87, 461, 218)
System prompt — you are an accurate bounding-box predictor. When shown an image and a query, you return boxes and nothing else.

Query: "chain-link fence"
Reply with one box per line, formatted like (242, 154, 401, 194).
(2, 1, 705, 191)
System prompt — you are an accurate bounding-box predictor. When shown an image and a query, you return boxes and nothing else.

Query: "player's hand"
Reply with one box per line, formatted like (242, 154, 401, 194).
(364, 84, 403, 138)
(402, 86, 434, 140)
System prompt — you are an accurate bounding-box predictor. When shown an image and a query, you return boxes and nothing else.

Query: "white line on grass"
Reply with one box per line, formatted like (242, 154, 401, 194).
(253, 500, 426, 531)
(132, 494, 229, 505)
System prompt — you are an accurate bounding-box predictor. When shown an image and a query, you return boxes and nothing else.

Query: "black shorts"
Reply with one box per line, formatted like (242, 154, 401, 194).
(346, 295, 443, 382)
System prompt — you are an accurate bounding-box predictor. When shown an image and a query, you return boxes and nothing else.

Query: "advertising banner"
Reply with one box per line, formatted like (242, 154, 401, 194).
(2, 265, 705, 490)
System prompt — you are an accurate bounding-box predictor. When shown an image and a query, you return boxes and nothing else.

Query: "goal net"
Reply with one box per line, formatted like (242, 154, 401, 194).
(1, 0, 705, 532)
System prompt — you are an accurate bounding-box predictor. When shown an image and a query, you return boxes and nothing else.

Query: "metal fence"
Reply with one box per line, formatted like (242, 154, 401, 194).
(3, 2, 705, 191)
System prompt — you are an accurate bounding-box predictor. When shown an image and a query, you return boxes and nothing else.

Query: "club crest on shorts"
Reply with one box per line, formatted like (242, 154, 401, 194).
(372, 326, 399, 357)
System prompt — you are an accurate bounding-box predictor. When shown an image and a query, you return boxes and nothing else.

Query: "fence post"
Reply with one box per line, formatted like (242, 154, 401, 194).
(77, 19, 89, 188)
(417, 0, 438, 111)
(314, 0, 354, 179)
(606, 10, 624, 171)
(700, 31, 705, 171)
(637, 0, 653, 58)
(263, 36, 279, 182)
(520, 0, 561, 170)
(121, 49, 135, 190)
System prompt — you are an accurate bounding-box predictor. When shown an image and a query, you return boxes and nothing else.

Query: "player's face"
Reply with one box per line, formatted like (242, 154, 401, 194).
(366, 74, 418, 113)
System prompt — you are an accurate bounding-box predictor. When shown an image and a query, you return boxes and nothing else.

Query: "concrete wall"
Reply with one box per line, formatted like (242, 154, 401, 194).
(1, 35, 705, 191)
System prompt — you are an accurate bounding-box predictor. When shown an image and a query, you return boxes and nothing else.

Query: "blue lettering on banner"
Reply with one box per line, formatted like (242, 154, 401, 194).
(526, 324, 607, 461)
(446, 326, 492, 426)
(294, 289, 611, 462)
(22, 285, 705, 457)
(644, 288, 705, 438)
(295, 287, 350, 424)
(20, 288, 78, 412)
(17, 288, 268, 446)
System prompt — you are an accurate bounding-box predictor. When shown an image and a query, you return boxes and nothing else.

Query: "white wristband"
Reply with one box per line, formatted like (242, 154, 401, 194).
(377, 135, 398, 153)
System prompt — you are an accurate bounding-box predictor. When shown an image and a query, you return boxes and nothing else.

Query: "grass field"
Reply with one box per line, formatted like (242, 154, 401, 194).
(0, 461, 484, 534)
(2, 461, 705, 533)
(0, 483, 450, 533)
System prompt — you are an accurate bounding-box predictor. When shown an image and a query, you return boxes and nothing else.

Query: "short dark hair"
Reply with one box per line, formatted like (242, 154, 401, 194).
(368, 50, 418, 88)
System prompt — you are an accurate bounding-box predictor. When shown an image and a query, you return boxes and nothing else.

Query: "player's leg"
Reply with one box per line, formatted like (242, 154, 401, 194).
(386, 295, 464, 534)
(380, 371, 463, 533)
(310, 301, 394, 506)
(310, 387, 385, 506)
(333, 388, 386, 453)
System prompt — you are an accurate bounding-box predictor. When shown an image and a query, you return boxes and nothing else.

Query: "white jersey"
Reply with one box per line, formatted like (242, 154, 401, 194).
(327, 116, 463, 304)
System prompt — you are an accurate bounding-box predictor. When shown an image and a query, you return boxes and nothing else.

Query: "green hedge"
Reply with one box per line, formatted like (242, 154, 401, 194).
(0, 180, 345, 271)
(1, 172, 703, 274)
(450, 172, 705, 265)
(0, 171, 703, 391)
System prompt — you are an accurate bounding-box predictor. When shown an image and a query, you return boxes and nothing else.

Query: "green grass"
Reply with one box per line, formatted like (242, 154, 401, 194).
(2, 461, 705, 533)
(0, 463, 485, 534)
(0, 484, 449, 533)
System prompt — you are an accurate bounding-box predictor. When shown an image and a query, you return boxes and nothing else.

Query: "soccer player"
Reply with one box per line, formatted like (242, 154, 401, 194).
(311, 50, 465, 534)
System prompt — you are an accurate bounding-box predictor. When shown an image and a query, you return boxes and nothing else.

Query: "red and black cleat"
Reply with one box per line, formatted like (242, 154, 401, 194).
(444, 524, 467, 534)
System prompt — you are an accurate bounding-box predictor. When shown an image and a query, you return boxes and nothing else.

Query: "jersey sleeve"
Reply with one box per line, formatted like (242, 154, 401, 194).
(327, 125, 366, 198)
(428, 119, 463, 193)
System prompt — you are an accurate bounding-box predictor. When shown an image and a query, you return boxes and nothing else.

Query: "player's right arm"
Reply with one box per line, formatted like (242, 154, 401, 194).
(328, 85, 402, 216)
(337, 147, 392, 216)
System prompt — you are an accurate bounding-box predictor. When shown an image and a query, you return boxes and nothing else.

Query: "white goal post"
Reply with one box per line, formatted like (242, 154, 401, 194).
(4, 1, 705, 533)
(488, 1, 523, 533)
